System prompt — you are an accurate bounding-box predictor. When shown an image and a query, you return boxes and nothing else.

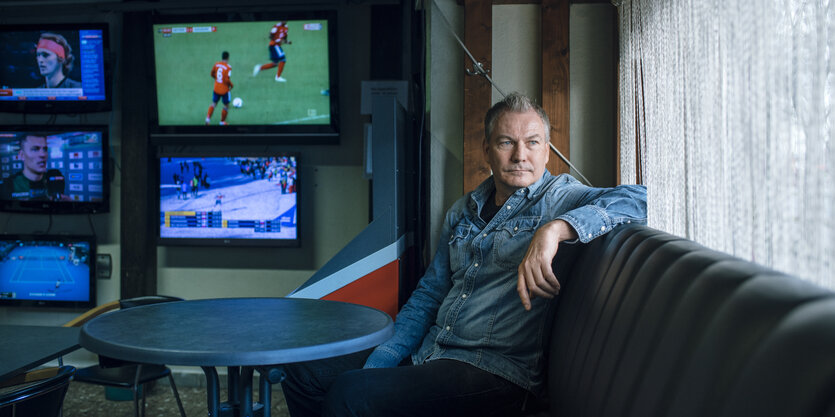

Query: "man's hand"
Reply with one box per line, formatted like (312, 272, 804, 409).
(517, 219, 578, 311)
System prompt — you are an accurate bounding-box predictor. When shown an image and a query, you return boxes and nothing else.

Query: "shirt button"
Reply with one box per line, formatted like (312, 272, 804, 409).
(601, 226, 606, 231)
(627, 220, 631, 223)
(461, 294, 467, 299)
(446, 326, 451, 331)
(506, 205, 512, 210)
(588, 233, 593, 239)
(514, 226, 518, 231)
(483, 233, 487, 237)
(474, 263, 479, 267)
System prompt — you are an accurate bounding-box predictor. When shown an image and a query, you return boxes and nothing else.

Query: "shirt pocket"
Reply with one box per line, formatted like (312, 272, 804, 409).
(448, 222, 472, 273)
(493, 216, 542, 270)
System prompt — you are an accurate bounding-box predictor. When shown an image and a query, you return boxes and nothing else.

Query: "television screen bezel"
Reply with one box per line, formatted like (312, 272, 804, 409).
(0, 233, 97, 309)
(156, 151, 301, 248)
(148, 11, 339, 145)
(0, 125, 111, 214)
(0, 22, 112, 114)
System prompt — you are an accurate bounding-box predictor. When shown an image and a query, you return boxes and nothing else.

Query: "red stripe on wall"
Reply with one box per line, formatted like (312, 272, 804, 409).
(321, 259, 400, 319)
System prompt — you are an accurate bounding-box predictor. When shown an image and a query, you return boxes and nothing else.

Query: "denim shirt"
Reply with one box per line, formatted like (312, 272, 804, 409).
(364, 172, 647, 394)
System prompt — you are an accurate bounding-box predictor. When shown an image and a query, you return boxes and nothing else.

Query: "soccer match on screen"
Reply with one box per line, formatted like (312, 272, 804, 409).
(0, 240, 91, 303)
(152, 19, 331, 127)
(159, 156, 297, 241)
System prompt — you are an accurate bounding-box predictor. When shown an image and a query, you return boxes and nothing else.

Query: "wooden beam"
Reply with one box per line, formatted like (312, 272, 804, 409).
(463, 0, 493, 193)
(120, 11, 156, 299)
(541, 0, 570, 175)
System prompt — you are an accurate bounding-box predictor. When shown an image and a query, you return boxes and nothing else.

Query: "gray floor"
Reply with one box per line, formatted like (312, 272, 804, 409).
(62, 380, 291, 417)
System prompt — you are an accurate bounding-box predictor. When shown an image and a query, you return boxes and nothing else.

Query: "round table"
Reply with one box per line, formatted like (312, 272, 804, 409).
(80, 297, 394, 417)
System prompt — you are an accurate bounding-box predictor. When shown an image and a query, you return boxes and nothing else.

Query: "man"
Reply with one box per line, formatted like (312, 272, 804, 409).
(35, 33, 81, 89)
(281, 93, 647, 417)
(0, 134, 66, 201)
(205, 51, 234, 126)
(252, 21, 291, 82)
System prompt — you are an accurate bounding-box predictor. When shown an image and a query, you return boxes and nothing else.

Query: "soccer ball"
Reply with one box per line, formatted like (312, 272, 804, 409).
(232, 97, 243, 108)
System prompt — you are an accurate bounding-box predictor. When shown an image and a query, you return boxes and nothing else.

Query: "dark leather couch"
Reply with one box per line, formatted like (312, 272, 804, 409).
(540, 224, 835, 417)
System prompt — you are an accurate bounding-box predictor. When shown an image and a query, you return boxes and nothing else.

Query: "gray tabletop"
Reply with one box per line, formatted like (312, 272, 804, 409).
(79, 297, 394, 367)
(0, 325, 81, 381)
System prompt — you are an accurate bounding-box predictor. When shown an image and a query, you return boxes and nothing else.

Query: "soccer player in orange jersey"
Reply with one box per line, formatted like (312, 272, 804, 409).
(206, 51, 234, 126)
(252, 22, 291, 82)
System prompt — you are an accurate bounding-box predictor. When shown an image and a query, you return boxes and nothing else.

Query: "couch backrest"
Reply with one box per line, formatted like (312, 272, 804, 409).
(547, 224, 835, 417)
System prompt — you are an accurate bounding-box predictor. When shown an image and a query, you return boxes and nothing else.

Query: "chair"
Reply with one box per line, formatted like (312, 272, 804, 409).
(64, 295, 187, 417)
(0, 366, 75, 417)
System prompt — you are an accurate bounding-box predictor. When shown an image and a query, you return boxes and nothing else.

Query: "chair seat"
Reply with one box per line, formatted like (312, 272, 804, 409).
(73, 364, 171, 388)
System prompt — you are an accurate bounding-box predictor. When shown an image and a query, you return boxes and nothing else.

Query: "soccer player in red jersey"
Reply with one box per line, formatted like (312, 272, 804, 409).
(206, 51, 234, 125)
(253, 22, 292, 82)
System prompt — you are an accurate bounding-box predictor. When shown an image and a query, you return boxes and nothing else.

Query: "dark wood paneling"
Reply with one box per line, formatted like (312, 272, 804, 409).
(463, 0, 494, 193)
(542, 0, 570, 175)
(120, 12, 156, 299)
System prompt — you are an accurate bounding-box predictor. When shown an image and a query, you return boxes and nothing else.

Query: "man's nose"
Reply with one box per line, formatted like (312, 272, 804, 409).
(511, 144, 526, 161)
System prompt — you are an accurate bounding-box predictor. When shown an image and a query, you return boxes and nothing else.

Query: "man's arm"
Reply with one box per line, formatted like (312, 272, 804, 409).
(363, 206, 461, 368)
(517, 180, 647, 310)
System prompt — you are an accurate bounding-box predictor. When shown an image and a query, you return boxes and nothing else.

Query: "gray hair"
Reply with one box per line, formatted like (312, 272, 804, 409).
(484, 92, 550, 143)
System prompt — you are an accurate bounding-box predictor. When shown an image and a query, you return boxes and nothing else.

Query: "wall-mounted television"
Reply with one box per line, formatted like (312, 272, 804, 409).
(0, 23, 111, 113)
(0, 126, 110, 214)
(149, 12, 338, 144)
(0, 234, 96, 309)
(158, 154, 299, 247)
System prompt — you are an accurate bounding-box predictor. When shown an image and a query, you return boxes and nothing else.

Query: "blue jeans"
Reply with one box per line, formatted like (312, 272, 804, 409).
(281, 350, 528, 417)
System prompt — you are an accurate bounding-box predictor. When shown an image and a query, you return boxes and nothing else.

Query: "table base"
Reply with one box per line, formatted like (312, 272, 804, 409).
(202, 366, 287, 417)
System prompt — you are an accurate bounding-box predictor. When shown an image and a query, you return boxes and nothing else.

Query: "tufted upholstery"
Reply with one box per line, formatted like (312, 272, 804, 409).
(544, 224, 835, 417)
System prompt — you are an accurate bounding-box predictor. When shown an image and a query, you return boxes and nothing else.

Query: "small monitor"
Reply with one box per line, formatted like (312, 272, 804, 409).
(0, 126, 110, 214)
(0, 234, 96, 309)
(0, 23, 111, 113)
(158, 154, 299, 247)
(150, 12, 338, 144)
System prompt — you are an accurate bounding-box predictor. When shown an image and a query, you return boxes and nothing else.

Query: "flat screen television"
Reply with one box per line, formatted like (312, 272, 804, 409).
(0, 23, 111, 113)
(158, 154, 299, 247)
(0, 126, 110, 214)
(0, 234, 96, 309)
(150, 12, 338, 144)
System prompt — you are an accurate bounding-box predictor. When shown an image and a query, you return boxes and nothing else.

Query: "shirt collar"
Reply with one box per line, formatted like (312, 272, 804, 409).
(469, 170, 552, 208)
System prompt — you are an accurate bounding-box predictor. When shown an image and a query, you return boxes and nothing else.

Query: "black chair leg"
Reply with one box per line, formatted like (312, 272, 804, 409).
(131, 385, 140, 417)
(167, 373, 187, 417)
(133, 365, 143, 417)
(142, 382, 149, 417)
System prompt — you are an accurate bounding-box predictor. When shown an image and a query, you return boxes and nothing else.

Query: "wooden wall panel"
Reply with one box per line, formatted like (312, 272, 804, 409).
(120, 12, 156, 299)
(541, 0, 570, 175)
(463, 0, 494, 193)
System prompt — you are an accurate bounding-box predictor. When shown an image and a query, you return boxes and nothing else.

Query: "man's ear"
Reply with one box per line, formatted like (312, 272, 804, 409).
(544, 138, 550, 164)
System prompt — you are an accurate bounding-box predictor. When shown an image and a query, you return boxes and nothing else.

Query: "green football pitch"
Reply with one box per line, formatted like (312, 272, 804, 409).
(152, 20, 331, 126)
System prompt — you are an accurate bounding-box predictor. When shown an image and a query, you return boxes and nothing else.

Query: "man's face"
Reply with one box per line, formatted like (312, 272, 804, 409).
(484, 109, 550, 198)
(36, 49, 61, 77)
(19, 136, 48, 177)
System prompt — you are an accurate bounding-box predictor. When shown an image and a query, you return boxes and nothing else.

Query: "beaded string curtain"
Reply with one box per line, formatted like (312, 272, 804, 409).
(615, 0, 834, 289)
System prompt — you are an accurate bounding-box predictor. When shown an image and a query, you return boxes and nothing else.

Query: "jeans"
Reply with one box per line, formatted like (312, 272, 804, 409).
(281, 350, 528, 417)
